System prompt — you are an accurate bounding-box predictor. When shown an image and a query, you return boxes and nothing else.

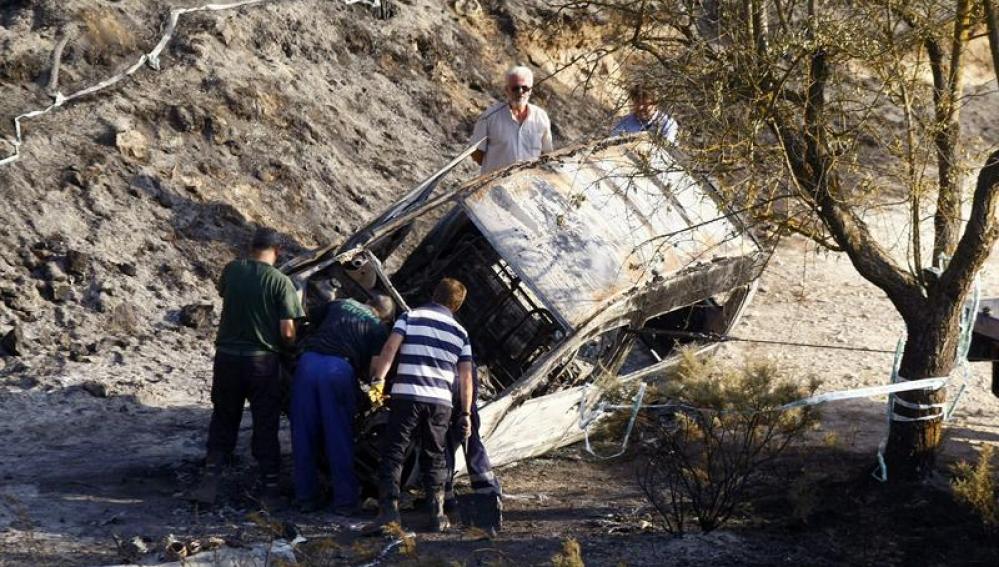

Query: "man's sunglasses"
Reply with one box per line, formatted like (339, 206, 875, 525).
(508, 85, 532, 94)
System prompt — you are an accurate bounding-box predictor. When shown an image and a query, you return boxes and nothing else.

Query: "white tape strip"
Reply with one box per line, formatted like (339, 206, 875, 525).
(1, 0, 380, 168)
(1, 0, 279, 167)
(777, 376, 947, 410)
(890, 411, 943, 422)
(579, 369, 952, 462)
(891, 397, 947, 411)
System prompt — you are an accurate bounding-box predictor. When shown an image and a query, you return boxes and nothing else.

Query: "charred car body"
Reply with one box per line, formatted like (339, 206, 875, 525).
(281, 134, 764, 485)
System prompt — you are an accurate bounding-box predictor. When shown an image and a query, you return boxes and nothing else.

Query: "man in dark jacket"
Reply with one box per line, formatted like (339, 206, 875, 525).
(290, 292, 394, 515)
(194, 227, 305, 505)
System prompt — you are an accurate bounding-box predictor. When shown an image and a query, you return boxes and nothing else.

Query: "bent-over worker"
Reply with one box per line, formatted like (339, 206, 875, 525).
(290, 292, 395, 515)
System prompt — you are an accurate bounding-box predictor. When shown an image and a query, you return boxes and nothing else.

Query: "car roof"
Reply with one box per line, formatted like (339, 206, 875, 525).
(460, 136, 759, 330)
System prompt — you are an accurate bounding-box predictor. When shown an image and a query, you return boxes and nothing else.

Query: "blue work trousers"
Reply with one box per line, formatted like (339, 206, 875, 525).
(291, 352, 358, 509)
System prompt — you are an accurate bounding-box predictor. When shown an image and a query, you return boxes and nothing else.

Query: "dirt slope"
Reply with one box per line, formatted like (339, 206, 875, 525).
(0, 0, 612, 466)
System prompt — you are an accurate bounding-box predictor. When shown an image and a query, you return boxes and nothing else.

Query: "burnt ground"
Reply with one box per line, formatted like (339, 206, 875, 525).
(2, 439, 998, 566)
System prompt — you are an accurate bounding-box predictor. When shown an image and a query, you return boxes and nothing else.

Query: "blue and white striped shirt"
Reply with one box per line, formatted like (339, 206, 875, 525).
(390, 303, 473, 407)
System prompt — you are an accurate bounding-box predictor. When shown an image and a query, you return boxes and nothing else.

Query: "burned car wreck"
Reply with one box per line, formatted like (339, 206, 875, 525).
(281, 134, 765, 487)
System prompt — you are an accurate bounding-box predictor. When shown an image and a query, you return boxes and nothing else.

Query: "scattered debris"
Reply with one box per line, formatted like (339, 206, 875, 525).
(163, 534, 225, 561)
(49, 282, 72, 303)
(118, 262, 138, 277)
(64, 250, 92, 278)
(112, 534, 150, 563)
(41, 260, 68, 283)
(109, 302, 142, 335)
(179, 303, 214, 330)
(115, 130, 149, 161)
(1, 326, 28, 357)
(81, 380, 109, 398)
(454, 0, 483, 17)
(504, 493, 550, 505)
(168, 105, 198, 132)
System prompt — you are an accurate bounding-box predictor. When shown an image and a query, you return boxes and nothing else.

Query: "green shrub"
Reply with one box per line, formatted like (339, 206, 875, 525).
(636, 351, 820, 534)
(952, 444, 998, 527)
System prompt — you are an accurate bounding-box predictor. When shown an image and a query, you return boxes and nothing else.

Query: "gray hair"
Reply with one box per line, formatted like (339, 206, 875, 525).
(505, 65, 534, 85)
(367, 292, 396, 323)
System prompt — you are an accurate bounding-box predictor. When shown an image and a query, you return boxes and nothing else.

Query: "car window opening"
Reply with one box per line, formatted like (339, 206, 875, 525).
(390, 211, 565, 402)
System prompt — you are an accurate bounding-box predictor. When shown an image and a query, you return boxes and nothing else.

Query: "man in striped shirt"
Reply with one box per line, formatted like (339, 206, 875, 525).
(366, 278, 474, 533)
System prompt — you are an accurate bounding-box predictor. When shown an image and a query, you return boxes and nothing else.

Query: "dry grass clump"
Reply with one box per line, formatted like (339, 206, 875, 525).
(951, 444, 998, 528)
(550, 538, 585, 567)
(636, 350, 820, 534)
(79, 7, 137, 65)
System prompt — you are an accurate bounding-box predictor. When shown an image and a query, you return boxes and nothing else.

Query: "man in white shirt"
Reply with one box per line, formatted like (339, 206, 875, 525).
(471, 66, 554, 175)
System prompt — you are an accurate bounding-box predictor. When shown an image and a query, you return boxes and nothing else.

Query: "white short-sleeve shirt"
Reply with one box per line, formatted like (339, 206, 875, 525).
(471, 102, 554, 175)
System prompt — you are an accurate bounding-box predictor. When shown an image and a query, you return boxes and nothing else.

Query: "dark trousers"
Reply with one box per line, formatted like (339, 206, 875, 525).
(445, 379, 501, 497)
(378, 398, 452, 499)
(290, 352, 358, 508)
(206, 351, 282, 477)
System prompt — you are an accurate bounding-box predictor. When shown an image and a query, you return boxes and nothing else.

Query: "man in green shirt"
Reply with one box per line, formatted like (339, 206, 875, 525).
(195, 228, 305, 505)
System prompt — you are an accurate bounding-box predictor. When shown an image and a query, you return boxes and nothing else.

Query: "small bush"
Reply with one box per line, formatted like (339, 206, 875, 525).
(79, 7, 137, 65)
(551, 538, 585, 567)
(952, 444, 998, 527)
(636, 351, 820, 534)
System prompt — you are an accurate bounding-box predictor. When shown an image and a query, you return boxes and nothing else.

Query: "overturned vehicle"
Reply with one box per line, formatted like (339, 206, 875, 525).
(282, 134, 765, 484)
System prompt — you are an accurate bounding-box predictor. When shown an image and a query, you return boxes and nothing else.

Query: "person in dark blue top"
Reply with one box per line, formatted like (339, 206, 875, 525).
(611, 83, 679, 142)
(290, 293, 394, 515)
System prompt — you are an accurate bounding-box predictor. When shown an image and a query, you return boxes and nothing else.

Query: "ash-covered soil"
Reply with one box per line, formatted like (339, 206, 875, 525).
(0, 0, 608, 470)
(2, 0, 999, 566)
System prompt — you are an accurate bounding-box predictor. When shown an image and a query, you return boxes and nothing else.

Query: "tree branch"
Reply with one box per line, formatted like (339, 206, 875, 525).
(938, 150, 999, 303)
(986, 0, 999, 91)
(768, 116, 923, 319)
(931, 0, 972, 263)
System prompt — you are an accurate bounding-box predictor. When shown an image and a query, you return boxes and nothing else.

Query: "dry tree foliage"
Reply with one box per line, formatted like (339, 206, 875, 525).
(951, 443, 998, 527)
(636, 351, 820, 534)
(549, 0, 999, 480)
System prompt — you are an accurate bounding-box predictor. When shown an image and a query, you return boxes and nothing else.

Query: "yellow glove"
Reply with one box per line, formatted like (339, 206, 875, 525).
(366, 380, 386, 408)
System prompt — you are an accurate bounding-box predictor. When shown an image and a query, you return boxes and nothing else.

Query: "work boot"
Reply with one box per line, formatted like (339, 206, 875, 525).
(258, 474, 284, 511)
(428, 489, 450, 533)
(362, 496, 401, 536)
(188, 464, 221, 505)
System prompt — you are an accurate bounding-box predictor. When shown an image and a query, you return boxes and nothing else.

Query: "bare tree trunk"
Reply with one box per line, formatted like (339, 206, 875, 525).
(886, 150, 999, 480)
(885, 309, 962, 480)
